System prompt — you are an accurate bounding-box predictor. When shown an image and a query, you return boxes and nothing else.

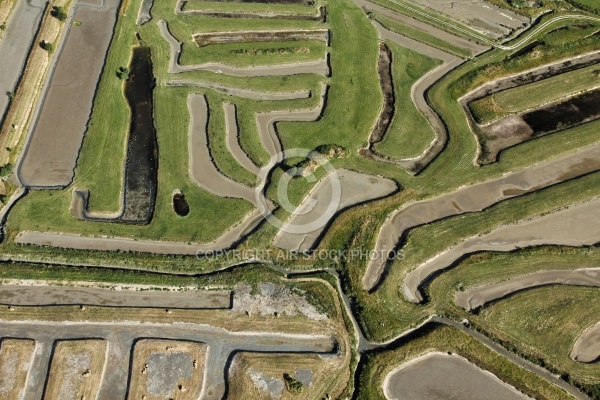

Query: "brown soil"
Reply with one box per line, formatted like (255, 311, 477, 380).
(18, 0, 120, 187)
(228, 352, 346, 400)
(193, 29, 328, 47)
(572, 322, 600, 363)
(368, 42, 394, 145)
(480, 115, 533, 163)
(128, 340, 206, 400)
(0, 339, 35, 399)
(0, 0, 14, 32)
(182, 3, 326, 22)
(44, 340, 106, 400)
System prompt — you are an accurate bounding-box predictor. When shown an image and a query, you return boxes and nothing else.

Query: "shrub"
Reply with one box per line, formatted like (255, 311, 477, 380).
(0, 163, 13, 178)
(116, 66, 129, 80)
(40, 41, 54, 52)
(51, 6, 67, 22)
(283, 373, 303, 393)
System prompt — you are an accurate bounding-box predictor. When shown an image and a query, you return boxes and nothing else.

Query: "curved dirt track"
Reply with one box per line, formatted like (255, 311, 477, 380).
(158, 19, 330, 77)
(455, 268, 600, 312)
(363, 142, 600, 291)
(383, 352, 529, 400)
(15, 209, 268, 255)
(403, 197, 600, 303)
(273, 169, 398, 252)
(367, 21, 463, 174)
(167, 79, 311, 101)
(1, 320, 335, 400)
(572, 322, 600, 363)
(256, 83, 328, 158)
(224, 103, 261, 176)
(188, 93, 256, 205)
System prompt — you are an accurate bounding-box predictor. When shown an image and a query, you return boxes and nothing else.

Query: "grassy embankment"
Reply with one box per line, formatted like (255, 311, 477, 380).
(5, 0, 340, 242)
(373, 40, 440, 159)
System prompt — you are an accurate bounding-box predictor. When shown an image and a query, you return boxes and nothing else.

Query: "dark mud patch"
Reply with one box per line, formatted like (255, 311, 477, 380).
(182, 2, 326, 21)
(120, 46, 158, 223)
(173, 191, 190, 216)
(523, 89, 600, 133)
(193, 29, 329, 47)
(368, 42, 394, 145)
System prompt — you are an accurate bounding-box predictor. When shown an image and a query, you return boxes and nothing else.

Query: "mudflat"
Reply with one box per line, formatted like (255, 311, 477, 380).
(19, 0, 120, 187)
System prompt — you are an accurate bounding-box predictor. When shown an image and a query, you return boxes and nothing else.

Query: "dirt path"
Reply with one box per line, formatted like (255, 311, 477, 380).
(158, 19, 330, 77)
(0, 285, 231, 309)
(403, 197, 600, 303)
(167, 79, 311, 101)
(0, 0, 45, 125)
(21, 338, 53, 400)
(224, 103, 261, 176)
(456, 268, 600, 312)
(363, 142, 600, 291)
(188, 94, 257, 205)
(14, 209, 268, 254)
(273, 169, 397, 252)
(255, 83, 328, 158)
(17, 0, 121, 188)
(572, 322, 600, 363)
(0, 320, 335, 400)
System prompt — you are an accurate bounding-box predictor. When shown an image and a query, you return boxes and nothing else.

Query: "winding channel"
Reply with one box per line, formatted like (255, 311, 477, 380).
(363, 142, 600, 292)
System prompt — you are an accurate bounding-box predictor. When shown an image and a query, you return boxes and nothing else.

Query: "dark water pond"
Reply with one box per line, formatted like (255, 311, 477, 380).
(121, 46, 158, 223)
(173, 192, 190, 216)
(523, 89, 600, 134)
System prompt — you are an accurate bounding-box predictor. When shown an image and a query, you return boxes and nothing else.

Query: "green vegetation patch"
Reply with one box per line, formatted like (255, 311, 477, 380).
(373, 41, 440, 159)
